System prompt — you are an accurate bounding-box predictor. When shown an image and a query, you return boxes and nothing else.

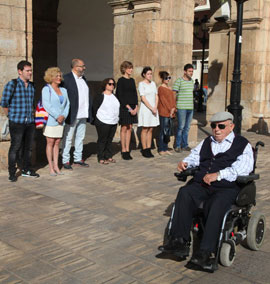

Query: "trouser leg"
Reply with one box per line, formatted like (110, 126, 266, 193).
(95, 119, 110, 161)
(74, 118, 86, 162)
(171, 182, 209, 241)
(104, 124, 117, 160)
(62, 122, 76, 164)
(22, 123, 35, 170)
(200, 187, 239, 252)
(8, 122, 25, 176)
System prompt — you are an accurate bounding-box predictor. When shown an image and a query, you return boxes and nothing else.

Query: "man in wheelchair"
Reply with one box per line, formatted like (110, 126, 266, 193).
(158, 111, 255, 269)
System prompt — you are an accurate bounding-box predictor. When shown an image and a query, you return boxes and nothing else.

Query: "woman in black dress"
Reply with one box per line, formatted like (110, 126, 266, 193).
(116, 61, 138, 160)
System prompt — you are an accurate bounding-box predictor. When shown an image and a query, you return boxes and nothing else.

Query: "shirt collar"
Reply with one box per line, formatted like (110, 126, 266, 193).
(211, 131, 235, 144)
(72, 71, 82, 80)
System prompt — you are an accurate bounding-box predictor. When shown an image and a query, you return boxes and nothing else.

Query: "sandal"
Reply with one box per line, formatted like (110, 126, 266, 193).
(99, 160, 109, 165)
(107, 158, 116, 163)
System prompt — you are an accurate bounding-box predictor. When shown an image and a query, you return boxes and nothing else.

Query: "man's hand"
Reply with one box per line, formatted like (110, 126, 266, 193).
(3, 107, 8, 116)
(203, 172, 218, 185)
(177, 161, 188, 172)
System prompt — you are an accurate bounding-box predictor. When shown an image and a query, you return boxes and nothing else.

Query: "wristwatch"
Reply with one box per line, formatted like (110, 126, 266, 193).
(217, 172, 221, 181)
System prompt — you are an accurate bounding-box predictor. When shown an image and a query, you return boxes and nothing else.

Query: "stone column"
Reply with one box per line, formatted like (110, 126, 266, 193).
(109, 0, 194, 82)
(207, 0, 270, 132)
(0, 0, 32, 169)
(109, 0, 198, 146)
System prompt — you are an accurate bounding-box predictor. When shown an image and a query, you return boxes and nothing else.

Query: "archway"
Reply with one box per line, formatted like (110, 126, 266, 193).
(33, 0, 114, 97)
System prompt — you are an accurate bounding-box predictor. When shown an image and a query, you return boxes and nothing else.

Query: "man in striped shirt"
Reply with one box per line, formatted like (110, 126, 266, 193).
(159, 111, 254, 269)
(173, 63, 194, 152)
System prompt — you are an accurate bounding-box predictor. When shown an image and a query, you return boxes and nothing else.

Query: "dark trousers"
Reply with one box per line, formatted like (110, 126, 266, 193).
(171, 181, 239, 252)
(158, 116, 170, 152)
(95, 118, 117, 161)
(8, 121, 35, 175)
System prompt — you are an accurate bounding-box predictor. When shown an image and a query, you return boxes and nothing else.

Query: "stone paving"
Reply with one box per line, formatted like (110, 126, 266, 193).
(0, 123, 269, 284)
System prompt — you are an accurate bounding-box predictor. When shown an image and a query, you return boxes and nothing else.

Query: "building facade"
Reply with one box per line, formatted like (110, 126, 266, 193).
(0, 0, 269, 135)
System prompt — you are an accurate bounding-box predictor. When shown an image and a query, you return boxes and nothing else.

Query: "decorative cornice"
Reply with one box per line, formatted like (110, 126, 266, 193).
(208, 17, 263, 33)
(227, 17, 263, 30)
(108, 0, 161, 16)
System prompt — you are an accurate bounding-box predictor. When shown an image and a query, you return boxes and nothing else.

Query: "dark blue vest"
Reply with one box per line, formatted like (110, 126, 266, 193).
(194, 135, 249, 188)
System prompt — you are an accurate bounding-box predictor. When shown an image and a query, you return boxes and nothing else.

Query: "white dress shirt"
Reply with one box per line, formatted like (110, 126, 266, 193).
(72, 72, 89, 119)
(183, 131, 254, 182)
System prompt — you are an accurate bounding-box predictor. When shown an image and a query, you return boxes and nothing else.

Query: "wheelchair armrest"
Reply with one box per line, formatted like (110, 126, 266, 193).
(236, 173, 260, 184)
(174, 167, 199, 182)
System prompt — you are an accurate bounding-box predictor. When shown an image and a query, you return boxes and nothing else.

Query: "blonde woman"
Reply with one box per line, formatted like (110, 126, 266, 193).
(42, 67, 70, 175)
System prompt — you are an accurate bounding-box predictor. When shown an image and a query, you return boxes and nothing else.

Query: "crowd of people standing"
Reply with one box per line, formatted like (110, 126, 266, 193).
(1, 59, 196, 181)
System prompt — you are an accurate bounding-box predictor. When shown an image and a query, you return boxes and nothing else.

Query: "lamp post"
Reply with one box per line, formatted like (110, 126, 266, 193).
(227, 0, 248, 134)
(193, 15, 209, 112)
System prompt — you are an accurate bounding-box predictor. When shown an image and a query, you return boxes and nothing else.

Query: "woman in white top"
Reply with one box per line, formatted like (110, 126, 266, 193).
(92, 78, 120, 164)
(138, 67, 159, 158)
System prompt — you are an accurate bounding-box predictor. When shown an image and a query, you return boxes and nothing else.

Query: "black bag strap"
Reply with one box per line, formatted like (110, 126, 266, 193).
(8, 79, 18, 106)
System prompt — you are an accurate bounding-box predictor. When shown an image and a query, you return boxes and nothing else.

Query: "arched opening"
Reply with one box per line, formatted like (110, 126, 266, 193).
(33, 0, 114, 97)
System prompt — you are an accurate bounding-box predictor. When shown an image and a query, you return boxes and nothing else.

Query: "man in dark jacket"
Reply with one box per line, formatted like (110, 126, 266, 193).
(62, 59, 93, 169)
(159, 112, 254, 268)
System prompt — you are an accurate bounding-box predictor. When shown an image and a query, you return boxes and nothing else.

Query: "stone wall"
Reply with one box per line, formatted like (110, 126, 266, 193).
(0, 0, 32, 169)
(207, 0, 270, 132)
(110, 0, 194, 84)
(0, 0, 32, 104)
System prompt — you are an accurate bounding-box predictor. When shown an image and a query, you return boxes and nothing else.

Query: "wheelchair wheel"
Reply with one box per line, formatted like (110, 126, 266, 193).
(246, 211, 266, 250)
(219, 241, 236, 267)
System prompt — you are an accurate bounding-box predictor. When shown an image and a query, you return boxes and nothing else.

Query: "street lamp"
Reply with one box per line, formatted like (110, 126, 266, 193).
(193, 15, 209, 112)
(227, 0, 248, 134)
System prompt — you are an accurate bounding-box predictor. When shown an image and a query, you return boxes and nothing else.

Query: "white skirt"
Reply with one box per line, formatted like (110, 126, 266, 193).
(43, 125, 64, 138)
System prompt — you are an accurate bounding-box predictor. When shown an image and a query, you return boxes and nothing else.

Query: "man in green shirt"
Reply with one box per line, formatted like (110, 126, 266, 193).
(173, 64, 194, 152)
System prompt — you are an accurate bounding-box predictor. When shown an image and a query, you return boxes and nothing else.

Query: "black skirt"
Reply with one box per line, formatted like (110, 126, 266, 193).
(119, 104, 138, 125)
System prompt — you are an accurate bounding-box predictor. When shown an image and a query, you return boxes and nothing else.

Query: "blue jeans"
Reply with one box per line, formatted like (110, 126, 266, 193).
(175, 109, 193, 148)
(159, 116, 170, 152)
(62, 118, 86, 163)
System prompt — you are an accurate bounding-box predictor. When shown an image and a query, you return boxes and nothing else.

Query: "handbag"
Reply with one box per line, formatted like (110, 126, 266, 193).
(35, 86, 50, 129)
(35, 101, 48, 129)
(0, 79, 17, 140)
(163, 118, 174, 144)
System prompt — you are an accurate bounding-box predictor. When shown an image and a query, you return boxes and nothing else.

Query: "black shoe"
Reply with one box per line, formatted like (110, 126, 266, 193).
(158, 237, 190, 258)
(189, 249, 212, 268)
(63, 162, 73, 170)
(127, 152, 133, 160)
(141, 149, 151, 158)
(21, 169, 40, 178)
(174, 147, 182, 153)
(74, 160, 89, 167)
(9, 175, 17, 182)
(121, 152, 130, 160)
(146, 148, 154, 158)
(182, 147, 191, 151)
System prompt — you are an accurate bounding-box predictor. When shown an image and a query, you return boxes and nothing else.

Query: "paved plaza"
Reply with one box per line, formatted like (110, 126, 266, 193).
(0, 123, 269, 284)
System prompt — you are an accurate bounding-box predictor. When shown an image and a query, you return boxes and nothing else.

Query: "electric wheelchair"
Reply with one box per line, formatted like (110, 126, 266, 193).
(162, 141, 266, 272)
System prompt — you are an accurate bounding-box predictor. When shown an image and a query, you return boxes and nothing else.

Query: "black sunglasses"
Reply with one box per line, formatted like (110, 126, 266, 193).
(165, 76, 171, 80)
(108, 82, 115, 86)
(210, 123, 227, 130)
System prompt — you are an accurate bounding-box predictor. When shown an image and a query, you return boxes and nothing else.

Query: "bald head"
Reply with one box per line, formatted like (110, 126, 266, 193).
(71, 59, 86, 77)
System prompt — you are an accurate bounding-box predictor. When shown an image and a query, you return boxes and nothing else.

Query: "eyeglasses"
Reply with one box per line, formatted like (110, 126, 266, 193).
(210, 123, 227, 130)
(107, 82, 115, 86)
(76, 65, 86, 68)
(165, 76, 171, 80)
